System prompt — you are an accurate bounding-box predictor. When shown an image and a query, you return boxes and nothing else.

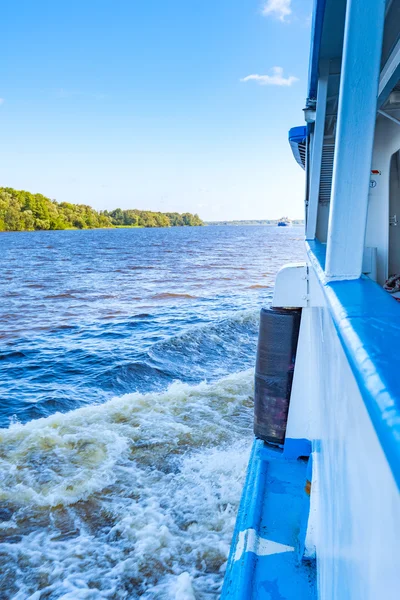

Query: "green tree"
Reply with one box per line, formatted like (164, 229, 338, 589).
(0, 187, 204, 232)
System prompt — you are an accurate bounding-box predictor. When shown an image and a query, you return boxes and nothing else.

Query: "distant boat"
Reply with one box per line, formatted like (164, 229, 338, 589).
(277, 217, 292, 227)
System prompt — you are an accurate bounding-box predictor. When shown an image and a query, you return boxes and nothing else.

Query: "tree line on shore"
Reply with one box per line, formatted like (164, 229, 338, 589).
(0, 187, 204, 231)
(206, 219, 304, 226)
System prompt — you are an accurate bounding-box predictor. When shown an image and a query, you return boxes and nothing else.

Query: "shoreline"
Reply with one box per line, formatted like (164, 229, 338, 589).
(0, 223, 304, 233)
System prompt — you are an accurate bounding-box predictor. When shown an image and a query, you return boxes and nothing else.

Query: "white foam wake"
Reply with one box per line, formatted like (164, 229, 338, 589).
(0, 370, 254, 599)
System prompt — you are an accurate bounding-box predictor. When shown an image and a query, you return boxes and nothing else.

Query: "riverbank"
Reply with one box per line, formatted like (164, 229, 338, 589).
(0, 187, 204, 231)
(206, 219, 304, 226)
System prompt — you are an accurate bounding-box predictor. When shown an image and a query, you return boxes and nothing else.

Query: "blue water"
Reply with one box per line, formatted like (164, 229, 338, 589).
(0, 226, 304, 599)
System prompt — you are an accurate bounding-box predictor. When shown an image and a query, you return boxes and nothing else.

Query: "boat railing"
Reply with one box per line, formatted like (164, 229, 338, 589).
(307, 239, 400, 489)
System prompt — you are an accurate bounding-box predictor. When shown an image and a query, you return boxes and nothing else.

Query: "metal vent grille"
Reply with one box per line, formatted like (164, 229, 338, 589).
(298, 142, 306, 169)
(319, 144, 335, 204)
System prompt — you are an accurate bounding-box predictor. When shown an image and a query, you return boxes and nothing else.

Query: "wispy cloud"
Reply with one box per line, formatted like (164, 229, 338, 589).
(241, 67, 298, 87)
(262, 0, 292, 22)
(0, 98, 5, 106)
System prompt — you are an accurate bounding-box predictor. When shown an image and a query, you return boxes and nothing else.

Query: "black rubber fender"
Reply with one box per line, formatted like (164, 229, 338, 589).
(254, 306, 301, 445)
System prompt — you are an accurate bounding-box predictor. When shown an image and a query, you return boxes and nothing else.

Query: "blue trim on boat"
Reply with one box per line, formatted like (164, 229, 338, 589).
(284, 438, 312, 459)
(307, 0, 327, 100)
(221, 440, 316, 599)
(307, 240, 400, 489)
(288, 126, 307, 170)
(289, 126, 307, 144)
(306, 239, 326, 275)
(222, 440, 268, 600)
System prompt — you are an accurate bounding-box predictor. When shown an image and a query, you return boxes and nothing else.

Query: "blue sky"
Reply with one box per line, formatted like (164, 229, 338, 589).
(0, 0, 312, 220)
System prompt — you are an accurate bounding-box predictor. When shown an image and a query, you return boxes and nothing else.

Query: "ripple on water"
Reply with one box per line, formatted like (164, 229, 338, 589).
(0, 371, 254, 599)
(0, 226, 305, 598)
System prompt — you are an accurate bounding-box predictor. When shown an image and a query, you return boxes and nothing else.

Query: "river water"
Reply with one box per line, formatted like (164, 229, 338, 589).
(0, 225, 304, 599)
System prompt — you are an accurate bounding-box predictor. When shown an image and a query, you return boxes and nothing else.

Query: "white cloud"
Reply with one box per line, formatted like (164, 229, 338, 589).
(262, 0, 292, 21)
(241, 67, 298, 87)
